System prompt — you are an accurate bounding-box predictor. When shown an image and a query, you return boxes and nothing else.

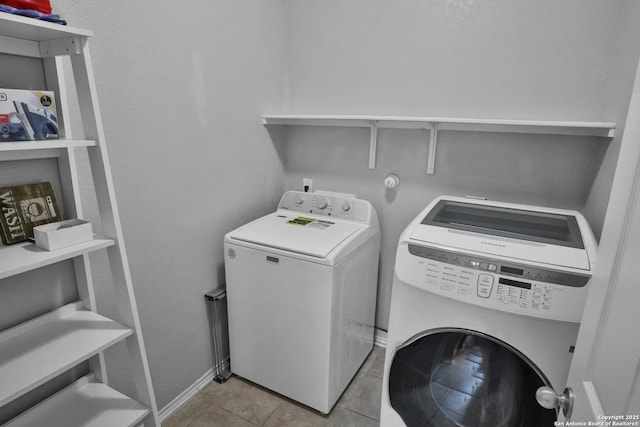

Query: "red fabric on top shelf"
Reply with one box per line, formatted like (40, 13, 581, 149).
(0, 0, 51, 14)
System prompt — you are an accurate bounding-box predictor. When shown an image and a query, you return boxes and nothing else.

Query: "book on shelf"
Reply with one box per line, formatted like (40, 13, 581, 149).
(0, 182, 62, 245)
(0, 89, 59, 142)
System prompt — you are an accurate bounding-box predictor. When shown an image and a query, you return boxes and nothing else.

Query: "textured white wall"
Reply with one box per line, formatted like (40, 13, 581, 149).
(285, 0, 617, 119)
(584, 1, 640, 238)
(281, 0, 640, 330)
(50, 0, 288, 409)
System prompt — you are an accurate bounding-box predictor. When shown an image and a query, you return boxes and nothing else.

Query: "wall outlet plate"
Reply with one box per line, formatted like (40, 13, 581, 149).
(303, 178, 313, 193)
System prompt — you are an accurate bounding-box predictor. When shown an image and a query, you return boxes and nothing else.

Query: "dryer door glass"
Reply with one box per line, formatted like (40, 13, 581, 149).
(388, 331, 556, 427)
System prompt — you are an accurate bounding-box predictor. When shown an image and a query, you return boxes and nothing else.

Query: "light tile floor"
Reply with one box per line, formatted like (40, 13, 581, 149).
(162, 346, 385, 427)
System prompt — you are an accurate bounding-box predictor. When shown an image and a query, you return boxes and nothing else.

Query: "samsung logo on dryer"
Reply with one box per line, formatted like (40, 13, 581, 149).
(480, 241, 506, 248)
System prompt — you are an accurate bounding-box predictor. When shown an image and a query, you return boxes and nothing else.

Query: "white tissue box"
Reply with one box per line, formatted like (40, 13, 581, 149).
(34, 219, 92, 250)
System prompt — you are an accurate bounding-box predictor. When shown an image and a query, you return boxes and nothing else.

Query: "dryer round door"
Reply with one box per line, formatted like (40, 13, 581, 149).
(388, 329, 557, 427)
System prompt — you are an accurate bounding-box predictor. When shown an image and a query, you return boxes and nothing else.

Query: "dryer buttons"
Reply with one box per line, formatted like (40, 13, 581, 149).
(478, 262, 498, 272)
(477, 274, 494, 298)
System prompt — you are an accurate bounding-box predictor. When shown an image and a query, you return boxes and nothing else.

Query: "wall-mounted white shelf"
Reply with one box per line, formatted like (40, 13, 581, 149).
(262, 114, 617, 174)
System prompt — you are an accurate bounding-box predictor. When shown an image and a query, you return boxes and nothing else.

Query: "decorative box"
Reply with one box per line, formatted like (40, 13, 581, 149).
(33, 219, 92, 251)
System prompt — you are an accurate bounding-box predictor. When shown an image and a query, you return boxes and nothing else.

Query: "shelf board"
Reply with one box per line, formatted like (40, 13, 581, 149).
(0, 139, 97, 160)
(0, 139, 96, 152)
(263, 114, 617, 174)
(0, 237, 114, 280)
(262, 114, 617, 137)
(0, 13, 92, 42)
(0, 302, 133, 407)
(0, 13, 91, 57)
(5, 376, 149, 427)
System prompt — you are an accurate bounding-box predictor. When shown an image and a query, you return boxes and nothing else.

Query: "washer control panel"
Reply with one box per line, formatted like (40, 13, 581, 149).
(397, 243, 591, 322)
(278, 191, 370, 223)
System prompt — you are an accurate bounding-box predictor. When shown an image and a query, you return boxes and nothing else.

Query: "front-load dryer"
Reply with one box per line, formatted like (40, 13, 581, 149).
(381, 195, 597, 427)
(224, 190, 380, 414)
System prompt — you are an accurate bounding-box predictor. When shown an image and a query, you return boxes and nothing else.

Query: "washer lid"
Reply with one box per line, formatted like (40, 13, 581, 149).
(420, 199, 584, 249)
(411, 198, 593, 270)
(228, 213, 364, 258)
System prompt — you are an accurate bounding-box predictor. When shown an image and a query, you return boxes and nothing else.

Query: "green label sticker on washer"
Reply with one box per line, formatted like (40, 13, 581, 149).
(286, 217, 334, 229)
(287, 216, 316, 226)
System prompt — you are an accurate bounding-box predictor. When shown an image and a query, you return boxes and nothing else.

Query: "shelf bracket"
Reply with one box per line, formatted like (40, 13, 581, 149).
(39, 36, 83, 58)
(426, 122, 439, 175)
(369, 121, 379, 169)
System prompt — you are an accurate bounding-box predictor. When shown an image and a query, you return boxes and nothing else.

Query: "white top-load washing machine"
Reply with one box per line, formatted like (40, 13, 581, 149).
(381, 195, 597, 427)
(224, 190, 380, 414)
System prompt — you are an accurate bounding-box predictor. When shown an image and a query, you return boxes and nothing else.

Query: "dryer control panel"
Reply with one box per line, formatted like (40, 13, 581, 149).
(395, 242, 591, 323)
(278, 191, 371, 223)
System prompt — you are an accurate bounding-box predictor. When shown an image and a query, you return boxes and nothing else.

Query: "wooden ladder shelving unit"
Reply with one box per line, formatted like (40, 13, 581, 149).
(0, 13, 159, 427)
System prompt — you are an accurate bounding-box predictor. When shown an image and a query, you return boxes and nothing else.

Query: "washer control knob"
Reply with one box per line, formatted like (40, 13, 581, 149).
(342, 201, 351, 212)
(316, 196, 328, 210)
(295, 196, 305, 205)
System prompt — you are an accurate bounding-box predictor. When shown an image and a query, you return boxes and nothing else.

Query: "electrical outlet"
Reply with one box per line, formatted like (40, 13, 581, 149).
(303, 178, 313, 193)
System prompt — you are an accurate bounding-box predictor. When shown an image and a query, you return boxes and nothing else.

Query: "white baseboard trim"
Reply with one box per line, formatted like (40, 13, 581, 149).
(159, 328, 388, 421)
(158, 368, 214, 422)
(373, 328, 387, 348)
(374, 327, 388, 348)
